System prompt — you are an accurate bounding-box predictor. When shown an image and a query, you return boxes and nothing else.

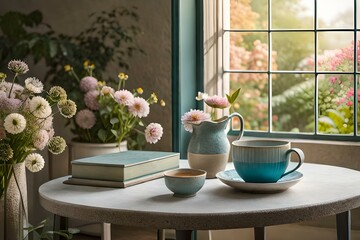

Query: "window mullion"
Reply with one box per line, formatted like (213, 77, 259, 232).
(354, 0, 358, 136)
(314, 0, 319, 136)
(268, 0, 272, 133)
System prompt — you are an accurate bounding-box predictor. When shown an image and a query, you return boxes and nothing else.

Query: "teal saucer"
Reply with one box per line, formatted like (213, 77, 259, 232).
(216, 169, 303, 193)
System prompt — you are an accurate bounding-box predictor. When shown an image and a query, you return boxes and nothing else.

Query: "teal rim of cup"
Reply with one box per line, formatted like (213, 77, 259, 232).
(232, 140, 290, 148)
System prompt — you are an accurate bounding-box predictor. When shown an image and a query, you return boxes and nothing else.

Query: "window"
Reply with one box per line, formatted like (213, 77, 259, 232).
(223, 0, 360, 140)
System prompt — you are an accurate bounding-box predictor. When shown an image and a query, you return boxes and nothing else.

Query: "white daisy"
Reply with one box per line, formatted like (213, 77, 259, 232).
(3, 113, 26, 134)
(29, 96, 52, 118)
(25, 77, 44, 93)
(24, 153, 45, 173)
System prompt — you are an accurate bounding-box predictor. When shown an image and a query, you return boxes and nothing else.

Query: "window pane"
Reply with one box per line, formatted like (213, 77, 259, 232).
(318, 32, 354, 72)
(318, 74, 354, 135)
(318, 0, 354, 29)
(272, 32, 314, 71)
(272, 74, 315, 133)
(272, 0, 314, 29)
(228, 73, 268, 131)
(229, 0, 268, 30)
(227, 32, 269, 71)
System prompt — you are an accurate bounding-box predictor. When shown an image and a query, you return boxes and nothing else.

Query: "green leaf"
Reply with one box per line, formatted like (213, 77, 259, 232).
(110, 118, 119, 125)
(97, 129, 107, 142)
(111, 129, 118, 137)
(28, 37, 39, 48)
(229, 87, 241, 104)
(49, 40, 57, 58)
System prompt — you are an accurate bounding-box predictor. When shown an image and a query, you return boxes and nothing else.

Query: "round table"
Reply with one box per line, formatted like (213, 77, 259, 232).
(39, 163, 360, 240)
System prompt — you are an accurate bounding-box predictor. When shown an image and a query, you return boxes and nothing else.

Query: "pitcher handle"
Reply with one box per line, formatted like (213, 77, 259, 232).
(281, 148, 305, 178)
(228, 112, 244, 140)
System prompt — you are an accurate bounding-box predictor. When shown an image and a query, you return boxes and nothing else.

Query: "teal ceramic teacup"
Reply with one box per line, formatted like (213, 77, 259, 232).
(232, 140, 305, 183)
(164, 168, 207, 197)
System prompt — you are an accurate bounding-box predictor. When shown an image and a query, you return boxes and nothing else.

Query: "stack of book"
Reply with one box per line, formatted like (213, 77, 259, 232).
(64, 150, 180, 188)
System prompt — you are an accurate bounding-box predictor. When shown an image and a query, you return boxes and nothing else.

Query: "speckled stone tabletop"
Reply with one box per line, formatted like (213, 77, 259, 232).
(39, 162, 360, 234)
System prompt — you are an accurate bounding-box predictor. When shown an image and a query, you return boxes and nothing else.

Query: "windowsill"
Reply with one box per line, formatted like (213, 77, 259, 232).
(235, 136, 360, 147)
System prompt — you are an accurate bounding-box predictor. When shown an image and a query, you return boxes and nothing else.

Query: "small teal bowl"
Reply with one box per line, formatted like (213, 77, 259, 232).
(164, 168, 207, 197)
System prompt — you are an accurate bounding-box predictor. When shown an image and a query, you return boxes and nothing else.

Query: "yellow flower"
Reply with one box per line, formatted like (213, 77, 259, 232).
(98, 81, 106, 87)
(64, 65, 72, 72)
(151, 93, 158, 103)
(118, 73, 126, 80)
(137, 88, 143, 94)
(89, 64, 95, 69)
(83, 60, 89, 68)
(160, 99, 166, 107)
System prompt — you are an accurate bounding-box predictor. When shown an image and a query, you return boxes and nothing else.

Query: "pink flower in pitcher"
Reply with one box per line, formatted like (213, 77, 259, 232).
(204, 95, 230, 109)
(181, 109, 211, 132)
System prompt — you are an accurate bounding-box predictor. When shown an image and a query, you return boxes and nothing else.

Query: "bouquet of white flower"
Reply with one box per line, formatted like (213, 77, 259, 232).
(0, 60, 77, 198)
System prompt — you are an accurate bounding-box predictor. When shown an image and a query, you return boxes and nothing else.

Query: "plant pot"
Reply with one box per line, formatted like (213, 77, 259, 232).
(70, 141, 128, 160)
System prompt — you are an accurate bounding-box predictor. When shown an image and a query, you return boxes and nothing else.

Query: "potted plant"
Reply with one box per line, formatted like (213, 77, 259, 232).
(64, 61, 165, 160)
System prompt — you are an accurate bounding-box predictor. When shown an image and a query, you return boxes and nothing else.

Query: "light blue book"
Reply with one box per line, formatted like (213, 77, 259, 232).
(71, 150, 180, 181)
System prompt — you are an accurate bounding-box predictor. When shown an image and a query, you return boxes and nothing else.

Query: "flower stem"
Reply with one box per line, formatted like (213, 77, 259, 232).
(8, 73, 18, 98)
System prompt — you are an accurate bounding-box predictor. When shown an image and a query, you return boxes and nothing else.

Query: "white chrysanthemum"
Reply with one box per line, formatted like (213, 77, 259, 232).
(145, 123, 163, 144)
(101, 86, 114, 95)
(128, 97, 150, 118)
(25, 77, 43, 93)
(114, 90, 134, 106)
(33, 129, 50, 150)
(24, 153, 45, 173)
(4, 113, 26, 134)
(8, 60, 29, 75)
(29, 96, 52, 118)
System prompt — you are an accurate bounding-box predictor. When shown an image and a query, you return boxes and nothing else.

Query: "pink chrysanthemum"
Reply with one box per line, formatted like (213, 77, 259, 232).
(204, 95, 230, 109)
(84, 90, 100, 110)
(47, 128, 55, 139)
(128, 97, 150, 118)
(181, 109, 211, 132)
(80, 76, 98, 92)
(0, 97, 22, 112)
(75, 109, 96, 129)
(38, 115, 53, 131)
(114, 90, 134, 106)
(33, 129, 50, 150)
(145, 123, 163, 144)
(0, 82, 24, 99)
